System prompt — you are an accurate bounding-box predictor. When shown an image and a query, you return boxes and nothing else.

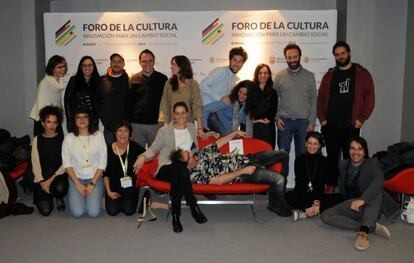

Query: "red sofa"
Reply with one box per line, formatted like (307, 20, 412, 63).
(136, 137, 282, 219)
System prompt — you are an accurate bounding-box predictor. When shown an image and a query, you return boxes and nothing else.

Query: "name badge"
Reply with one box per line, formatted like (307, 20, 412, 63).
(120, 177, 133, 188)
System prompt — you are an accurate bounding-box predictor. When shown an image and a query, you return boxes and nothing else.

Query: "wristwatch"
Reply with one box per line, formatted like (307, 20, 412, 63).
(88, 181, 95, 187)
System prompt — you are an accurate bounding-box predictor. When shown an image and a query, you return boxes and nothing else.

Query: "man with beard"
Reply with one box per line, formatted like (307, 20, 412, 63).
(96, 53, 129, 144)
(200, 47, 247, 106)
(128, 49, 167, 148)
(274, 43, 317, 179)
(317, 41, 375, 192)
(200, 47, 248, 105)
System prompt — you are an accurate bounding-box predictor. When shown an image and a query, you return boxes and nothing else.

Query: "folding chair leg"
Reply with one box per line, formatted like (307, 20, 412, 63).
(250, 194, 257, 222)
(166, 193, 171, 222)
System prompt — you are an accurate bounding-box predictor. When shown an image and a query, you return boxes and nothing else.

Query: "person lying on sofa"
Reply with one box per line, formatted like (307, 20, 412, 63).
(172, 129, 291, 217)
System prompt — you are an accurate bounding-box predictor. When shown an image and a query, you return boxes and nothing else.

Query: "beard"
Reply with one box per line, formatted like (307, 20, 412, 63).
(336, 56, 351, 67)
(287, 61, 300, 70)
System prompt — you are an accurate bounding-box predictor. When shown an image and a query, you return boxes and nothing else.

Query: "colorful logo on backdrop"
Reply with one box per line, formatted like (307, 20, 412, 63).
(55, 20, 76, 46)
(202, 18, 224, 45)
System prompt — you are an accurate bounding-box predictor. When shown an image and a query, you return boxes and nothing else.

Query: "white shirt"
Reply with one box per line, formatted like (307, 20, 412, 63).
(62, 131, 107, 179)
(200, 66, 239, 105)
(174, 128, 193, 151)
(30, 75, 65, 121)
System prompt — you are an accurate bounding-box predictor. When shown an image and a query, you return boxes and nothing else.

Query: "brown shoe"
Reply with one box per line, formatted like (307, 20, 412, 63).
(375, 223, 391, 239)
(355, 231, 369, 251)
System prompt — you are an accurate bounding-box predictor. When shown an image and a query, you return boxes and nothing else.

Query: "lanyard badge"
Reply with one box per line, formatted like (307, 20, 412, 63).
(115, 143, 132, 188)
(78, 136, 92, 169)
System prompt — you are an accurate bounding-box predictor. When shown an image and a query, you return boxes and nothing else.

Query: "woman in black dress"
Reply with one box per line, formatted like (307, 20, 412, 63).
(104, 121, 145, 216)
(247, 64, 278, 149)
(31, 106, 68, 216)
(285, 131, 343, 221)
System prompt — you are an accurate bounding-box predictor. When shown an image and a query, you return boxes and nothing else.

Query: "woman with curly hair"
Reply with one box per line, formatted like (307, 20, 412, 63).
(32, 106, 68, 216)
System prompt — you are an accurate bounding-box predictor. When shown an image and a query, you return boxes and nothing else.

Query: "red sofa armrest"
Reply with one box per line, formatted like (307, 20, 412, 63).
(7, 161, 28, 181)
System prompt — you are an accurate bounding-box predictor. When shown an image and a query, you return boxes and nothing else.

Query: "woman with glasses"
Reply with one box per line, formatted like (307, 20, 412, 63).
(64, 56, 100, 133)
(62, 107, 107, 218)
(30, 55, 67, 136)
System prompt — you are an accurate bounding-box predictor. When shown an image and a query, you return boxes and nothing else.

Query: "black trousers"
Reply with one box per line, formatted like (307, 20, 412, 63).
(253, 122, 276, 150)
(321, 125, 360, 186)
(105, 186, 139, 216)
(284, 190, 344, 212)
(33, 174, 68, 216)
(156, 163, 196, 216)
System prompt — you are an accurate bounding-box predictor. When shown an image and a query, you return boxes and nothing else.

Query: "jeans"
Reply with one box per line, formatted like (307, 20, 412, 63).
(131, 123, 162, 149)
(207, 112, 229, 136)
(68, 177, 104, 218)
(247, 150, 289, 178)
(241, 151, 289, 209)
(277, 118, 308, 176)
(103, 129, 116, 145)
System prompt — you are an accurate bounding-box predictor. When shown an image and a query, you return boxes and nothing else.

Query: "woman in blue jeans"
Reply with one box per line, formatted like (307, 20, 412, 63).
(62, 107, 107, 218)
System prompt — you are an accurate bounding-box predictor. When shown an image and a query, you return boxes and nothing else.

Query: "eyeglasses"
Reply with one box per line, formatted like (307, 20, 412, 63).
(75, 115, 89, 120)
(81, 64, 94, 68)
(56, 64, 67, 69)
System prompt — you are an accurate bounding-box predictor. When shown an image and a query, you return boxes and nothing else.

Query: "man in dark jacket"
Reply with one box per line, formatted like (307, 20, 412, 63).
(96, 53, 129, 144)
(317, 41, 375, 191)
(321, 137, 393, 251)
(128, 49, 167, 148)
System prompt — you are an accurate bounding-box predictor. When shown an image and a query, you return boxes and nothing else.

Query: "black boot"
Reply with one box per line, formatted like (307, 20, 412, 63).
(190, 205, 208, 224)
(56, 198, 66, 212)
(172, 214, 183, 233)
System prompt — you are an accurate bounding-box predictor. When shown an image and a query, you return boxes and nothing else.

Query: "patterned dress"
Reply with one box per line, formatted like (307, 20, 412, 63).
(190, 144, 250, 184)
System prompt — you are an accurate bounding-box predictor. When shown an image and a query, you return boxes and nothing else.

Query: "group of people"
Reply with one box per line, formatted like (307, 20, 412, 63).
(25, 40, 395, 250)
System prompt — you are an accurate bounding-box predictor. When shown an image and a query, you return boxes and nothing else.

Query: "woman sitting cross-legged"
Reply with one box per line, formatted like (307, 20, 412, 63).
(284, 131, 344, 221)
(62, 107, 107, 218)
(32, 106, 68, 216)
(104, 121, 145, 216)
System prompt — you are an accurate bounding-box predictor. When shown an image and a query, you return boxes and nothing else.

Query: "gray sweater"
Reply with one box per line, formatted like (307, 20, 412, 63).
(274, 67, 317, 124)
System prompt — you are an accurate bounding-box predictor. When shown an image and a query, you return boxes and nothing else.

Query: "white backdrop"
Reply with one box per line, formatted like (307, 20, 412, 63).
(44, 10, 337, 186)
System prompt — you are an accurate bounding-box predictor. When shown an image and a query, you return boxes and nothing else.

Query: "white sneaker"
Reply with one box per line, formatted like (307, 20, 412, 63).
(292, 210, 307, 222)
(375, 223, 391, 239)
